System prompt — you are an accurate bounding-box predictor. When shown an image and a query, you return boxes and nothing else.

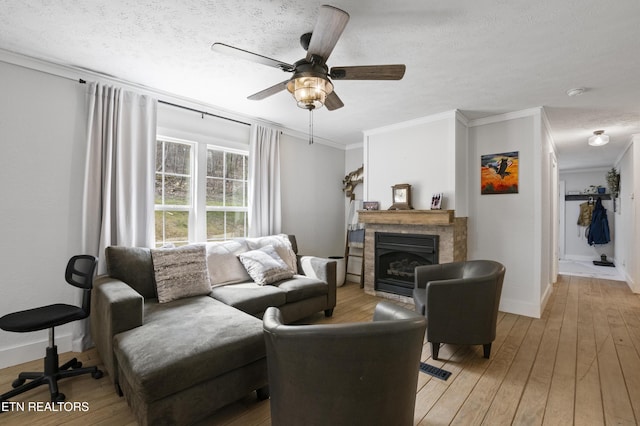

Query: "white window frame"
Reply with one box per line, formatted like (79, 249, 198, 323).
(204, 144, 249, 242)
(155, 137, 196, 246)
(154, 136, 249, 246)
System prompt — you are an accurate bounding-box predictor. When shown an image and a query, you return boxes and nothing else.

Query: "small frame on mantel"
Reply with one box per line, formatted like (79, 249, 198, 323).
(431, 193, 443, 210)
(389, 183, 413, 210)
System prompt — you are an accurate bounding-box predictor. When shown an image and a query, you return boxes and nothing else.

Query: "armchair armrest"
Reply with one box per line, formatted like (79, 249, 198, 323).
(373, 301, 425, 322)
(298, 256, 337, 309)
(90, 275, 144, 385)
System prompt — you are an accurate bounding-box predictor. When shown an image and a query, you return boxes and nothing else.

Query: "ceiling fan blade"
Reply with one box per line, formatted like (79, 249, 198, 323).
(306, 5, 350, 63)
(211, 43, 294, 72)
(330, 65, 406, 80)
(325, 91, 344, 111)
(247, 80, 290, 101)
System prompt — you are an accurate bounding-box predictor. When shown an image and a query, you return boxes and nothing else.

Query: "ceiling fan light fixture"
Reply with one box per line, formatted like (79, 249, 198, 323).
(588, 130, 609, 146)
(287, 76, 333, 110)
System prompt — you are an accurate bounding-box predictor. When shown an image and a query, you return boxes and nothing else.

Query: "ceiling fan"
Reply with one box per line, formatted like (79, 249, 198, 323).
(211, 4, 406, 112)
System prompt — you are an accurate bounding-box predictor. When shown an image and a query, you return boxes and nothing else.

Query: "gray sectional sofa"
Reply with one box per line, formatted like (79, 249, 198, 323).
(90, 234, 336, 426)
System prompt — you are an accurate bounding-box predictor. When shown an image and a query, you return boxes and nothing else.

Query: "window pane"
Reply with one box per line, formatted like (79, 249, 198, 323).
(206, 211, 246, 240)
(156, 141, 163, 172)
(207, 150, 224, 178)
(155, 174, 163, 204)
(155, 210, 189, 246)
(226, 153, 245, 180)
(227, 211, 246, 238)
(206, 178, 223, 206)
(206, 211, 225, 241)
(164, 143, 191, 175)
(226, 180, 245, 207)
(164, 175, 190, 205)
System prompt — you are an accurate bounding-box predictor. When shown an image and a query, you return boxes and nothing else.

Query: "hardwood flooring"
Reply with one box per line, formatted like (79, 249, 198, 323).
(1, 274, 639, 425)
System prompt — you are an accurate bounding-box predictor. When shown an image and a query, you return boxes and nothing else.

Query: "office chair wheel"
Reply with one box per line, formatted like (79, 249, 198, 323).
(12, 378, 26, 388)
(53, 392, 66, 402)
(92, 370, 104, 379)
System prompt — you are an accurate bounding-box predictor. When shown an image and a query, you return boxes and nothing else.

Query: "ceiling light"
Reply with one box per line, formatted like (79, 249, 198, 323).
(566, 87, 585, 97)
(286, 76, 333, 110)
(588, 130, 609, 146)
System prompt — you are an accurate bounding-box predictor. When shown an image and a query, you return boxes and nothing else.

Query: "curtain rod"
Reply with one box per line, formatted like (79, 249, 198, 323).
(157, 100, 251, 127)
(1, 58, 251, 127)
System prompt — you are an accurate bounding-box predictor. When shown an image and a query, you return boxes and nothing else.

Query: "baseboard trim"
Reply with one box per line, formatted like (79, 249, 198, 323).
(0, 334, 72, 369)
(499, 297, 541, 319)
(562, 255, 612, 263)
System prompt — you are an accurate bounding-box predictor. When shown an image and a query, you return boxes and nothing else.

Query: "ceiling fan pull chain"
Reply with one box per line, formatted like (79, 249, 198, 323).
(309, 109, 314, 145)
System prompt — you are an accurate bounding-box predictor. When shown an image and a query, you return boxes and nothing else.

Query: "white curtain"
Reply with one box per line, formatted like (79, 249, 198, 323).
(76, 82, 157, 351)
(248, 125, 281, 237)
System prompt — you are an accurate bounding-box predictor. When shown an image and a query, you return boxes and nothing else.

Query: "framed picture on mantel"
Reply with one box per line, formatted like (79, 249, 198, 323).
(389, 183, 413, 210)
(431, 193, 443, 210)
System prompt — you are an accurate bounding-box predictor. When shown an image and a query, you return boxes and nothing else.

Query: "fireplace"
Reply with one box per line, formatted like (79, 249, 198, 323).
(375, 232, 439, 297)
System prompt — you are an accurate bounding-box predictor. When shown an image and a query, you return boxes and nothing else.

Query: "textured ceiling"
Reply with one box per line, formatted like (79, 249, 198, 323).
(1, 0, 638, 170)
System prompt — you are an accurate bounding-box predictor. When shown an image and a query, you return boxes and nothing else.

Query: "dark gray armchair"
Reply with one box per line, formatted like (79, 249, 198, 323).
(413, 260, 505, 360)
(263, 301, 427, 426)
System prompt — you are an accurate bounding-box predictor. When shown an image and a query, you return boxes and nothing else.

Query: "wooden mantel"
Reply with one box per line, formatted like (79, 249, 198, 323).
(358, 209, 455, 226)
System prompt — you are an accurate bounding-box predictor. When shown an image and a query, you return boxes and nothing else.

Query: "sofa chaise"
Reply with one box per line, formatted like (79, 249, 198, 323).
(90, 234, 336, 425)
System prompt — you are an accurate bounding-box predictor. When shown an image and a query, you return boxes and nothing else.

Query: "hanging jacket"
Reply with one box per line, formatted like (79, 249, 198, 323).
(587, 198, 610, 245)
(577, 201, 594, 226)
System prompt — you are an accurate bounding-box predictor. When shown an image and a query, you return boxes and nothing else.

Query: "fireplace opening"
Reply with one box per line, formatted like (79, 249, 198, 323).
(375, 232, 439, 297)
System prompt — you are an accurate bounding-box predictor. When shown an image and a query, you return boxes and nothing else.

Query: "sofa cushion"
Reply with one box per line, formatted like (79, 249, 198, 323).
(113, 296, 265, 403)
(151, 245, 211, 303)
(245, 234, 298, 274)
(105, 246, 156, 299)
(275, 275, 329, 303)
(209, 282, 286, 314)
(238, 245, 294, 285)
(205, 240, 251, 287)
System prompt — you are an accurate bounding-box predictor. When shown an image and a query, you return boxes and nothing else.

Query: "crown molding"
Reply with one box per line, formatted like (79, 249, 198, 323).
(467, 107, 543, 127)
(363, 109, 460, 137)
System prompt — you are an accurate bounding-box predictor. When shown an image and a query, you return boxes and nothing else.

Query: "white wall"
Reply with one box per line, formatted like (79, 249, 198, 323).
(0, 61, 87, 368)
(615, 135, 640, 293)
(560, 169, 615, 261)
(158, 102, 251, 150)
(616, 143, 635, 289)
(633, 135, 640, 292)
(363, 111, 458, 210)
(468, 110, 545, 317)
(455, 117, 470, 217)
(540, 115, 557, 302)
(280, 134, 345, 257)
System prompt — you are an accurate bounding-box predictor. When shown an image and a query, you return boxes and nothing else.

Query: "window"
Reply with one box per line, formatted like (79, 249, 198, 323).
(155, 139, 194, 247)
(206, 147, 248, 241)
(154, 138, 248, 246)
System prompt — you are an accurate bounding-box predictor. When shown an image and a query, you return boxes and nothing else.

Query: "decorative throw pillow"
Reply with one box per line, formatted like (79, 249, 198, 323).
(151, 244, 211, 303)
(205, 240, 251, 287)
(238, 245, 294, 285)
(245, 234, 298, 274)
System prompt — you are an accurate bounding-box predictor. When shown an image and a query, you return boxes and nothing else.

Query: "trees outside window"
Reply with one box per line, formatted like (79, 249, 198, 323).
(155, 138, 248, 247)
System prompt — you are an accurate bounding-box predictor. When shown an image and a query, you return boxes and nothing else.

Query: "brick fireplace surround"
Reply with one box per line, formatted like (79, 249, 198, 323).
(358, 210, 467, 304)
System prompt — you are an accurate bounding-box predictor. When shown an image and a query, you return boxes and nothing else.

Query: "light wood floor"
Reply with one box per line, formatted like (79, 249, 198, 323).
(1, 274, 639, 425)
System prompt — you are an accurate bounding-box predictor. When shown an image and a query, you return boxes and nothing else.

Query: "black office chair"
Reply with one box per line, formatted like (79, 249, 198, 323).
(0, 255, 104, 403)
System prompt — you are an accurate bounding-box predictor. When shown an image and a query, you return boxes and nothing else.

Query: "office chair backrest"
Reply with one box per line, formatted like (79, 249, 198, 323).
(66, 255, 98, 290)
(65, 255, 98, 314)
